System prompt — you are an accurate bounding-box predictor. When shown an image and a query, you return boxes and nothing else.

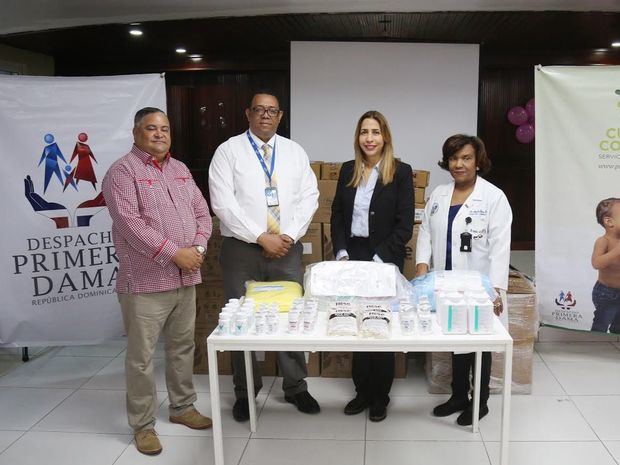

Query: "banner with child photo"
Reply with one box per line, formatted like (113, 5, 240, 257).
(536, 65, 620, 333)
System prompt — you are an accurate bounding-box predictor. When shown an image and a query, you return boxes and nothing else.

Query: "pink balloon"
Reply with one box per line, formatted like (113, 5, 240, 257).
(525, 98, 535, 122)
(516, 123, 535, 144)
(507, 106, 528, 126)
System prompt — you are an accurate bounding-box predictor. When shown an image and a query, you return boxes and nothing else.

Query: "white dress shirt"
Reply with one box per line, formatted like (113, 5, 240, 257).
(336, 162, 383, 262)
(209, 130, 319, 243)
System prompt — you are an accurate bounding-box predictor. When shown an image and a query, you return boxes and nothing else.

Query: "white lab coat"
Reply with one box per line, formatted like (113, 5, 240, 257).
(416, 176, 512, 326)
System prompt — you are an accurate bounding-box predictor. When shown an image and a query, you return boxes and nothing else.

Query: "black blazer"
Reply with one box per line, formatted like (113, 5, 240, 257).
(330, 159, 415, 271)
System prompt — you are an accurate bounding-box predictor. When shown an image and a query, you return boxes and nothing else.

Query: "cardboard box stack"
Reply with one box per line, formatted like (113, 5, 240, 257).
(195, 217, 232, 374)
(402, 224, 421, 281)
(425, 269, 539, 394)
(402, 169, 429, 280)
(413, 169, 429, 225)
(490, 270, 538, 394)
(299, 161, 339, 268)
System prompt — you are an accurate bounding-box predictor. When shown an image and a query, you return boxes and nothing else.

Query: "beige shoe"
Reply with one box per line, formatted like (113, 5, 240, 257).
(135, 429, 162, 455)
(169, 408, 213, 430)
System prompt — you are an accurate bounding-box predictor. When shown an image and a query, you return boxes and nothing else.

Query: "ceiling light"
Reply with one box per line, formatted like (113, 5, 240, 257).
(191, 57, 203, 62)
(129, 29, 143, 36)
(189, 54, 202, 58)
(612, 42, 620, 47)
(176, 47, 187, 54)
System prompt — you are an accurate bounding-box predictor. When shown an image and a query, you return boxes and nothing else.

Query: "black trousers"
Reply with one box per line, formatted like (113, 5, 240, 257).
(347, 236, 395, 407)
(451, 352, 492, 405)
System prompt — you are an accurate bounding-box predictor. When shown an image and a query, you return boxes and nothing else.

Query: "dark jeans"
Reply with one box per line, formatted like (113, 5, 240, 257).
(591, 281, 620, 333)
(220, 237, 308, 399)
(347, 236, 395, 406)
(451, 352, 492, 405)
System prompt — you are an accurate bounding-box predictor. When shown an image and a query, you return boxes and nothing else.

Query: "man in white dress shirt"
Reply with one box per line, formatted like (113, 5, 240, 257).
(209, 90, 320, 421)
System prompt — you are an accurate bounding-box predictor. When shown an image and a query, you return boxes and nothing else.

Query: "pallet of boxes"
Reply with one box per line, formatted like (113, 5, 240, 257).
(425, 269, 539, 394)
(303, 162, 431, 378)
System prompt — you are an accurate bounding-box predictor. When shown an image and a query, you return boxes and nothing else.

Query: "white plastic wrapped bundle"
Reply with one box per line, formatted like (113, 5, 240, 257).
(327, 300, 358, 336)
(304, 261, 407, 298)
(359, 302, 391, 339)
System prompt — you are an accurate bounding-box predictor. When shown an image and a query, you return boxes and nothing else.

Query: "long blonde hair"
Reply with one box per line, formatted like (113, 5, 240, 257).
(348, 110, 397, 188)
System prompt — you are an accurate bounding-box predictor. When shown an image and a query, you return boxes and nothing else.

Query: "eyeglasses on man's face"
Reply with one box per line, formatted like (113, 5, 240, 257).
(250, 106, 281, 117)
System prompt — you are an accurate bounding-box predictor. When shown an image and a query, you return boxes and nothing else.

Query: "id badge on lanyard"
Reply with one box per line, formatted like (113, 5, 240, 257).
(460, 216, 472, 252)
(265, 186, 279, 206)
(247, 130, 279, 207)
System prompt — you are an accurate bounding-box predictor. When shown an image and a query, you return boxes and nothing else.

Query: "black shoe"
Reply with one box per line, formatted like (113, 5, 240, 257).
(232, 398, 250, 422)
(368, 404, 387, 422)
(285, 391, 321, 414)
(432, 397, 470, 417)
(344, 396, 369, 415)
(456, 404, 489, 426)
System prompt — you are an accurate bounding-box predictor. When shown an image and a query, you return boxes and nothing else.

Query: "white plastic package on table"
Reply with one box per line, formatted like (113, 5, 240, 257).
(304, 261, 408, 298)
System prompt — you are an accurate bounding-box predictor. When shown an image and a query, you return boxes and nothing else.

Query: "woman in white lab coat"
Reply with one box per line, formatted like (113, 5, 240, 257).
(415, 134, 512, 426)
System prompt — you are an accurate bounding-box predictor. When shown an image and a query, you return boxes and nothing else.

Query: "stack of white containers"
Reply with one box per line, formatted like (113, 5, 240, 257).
(400, 295, 433, 336)
(435, 274, 495, 335)
(216, 297, 281, 336)
(216, 296, 322, 337)
(288, 297, 319, 334)
(216, 297, 256, 335)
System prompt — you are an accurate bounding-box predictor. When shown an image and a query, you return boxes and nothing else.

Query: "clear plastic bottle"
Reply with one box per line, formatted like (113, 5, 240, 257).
(266, 309, 279, 335)
(254, 311, 266, 335)
(400, 303, 416, 335)
(302, 305, 317, 334)
(417, 304, 433, 335)
(288, 306, 301, 333)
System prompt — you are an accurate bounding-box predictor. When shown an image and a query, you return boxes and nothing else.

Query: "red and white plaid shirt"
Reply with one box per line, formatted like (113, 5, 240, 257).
(102, 145, 212, 294)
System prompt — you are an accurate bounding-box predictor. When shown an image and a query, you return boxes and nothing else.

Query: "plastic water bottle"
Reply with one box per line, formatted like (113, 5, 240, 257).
(417, 303, 433, 335)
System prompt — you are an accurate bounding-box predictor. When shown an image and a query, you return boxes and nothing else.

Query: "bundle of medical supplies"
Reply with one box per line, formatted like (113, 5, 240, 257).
(411, 270, 497, 335)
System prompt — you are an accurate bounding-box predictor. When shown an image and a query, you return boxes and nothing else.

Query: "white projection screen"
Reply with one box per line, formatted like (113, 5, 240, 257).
(290, 41, 480, 192)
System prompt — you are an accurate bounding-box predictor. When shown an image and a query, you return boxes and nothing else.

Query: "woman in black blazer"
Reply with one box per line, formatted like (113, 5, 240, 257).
(330, 110, 414, 422)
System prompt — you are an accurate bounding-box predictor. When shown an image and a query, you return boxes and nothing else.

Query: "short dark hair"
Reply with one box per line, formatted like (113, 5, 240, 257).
(248, 89, 280, 109)
(438, 134, 491, 175)
(134, 107, 166, 127)
(596, 198, 620, 227)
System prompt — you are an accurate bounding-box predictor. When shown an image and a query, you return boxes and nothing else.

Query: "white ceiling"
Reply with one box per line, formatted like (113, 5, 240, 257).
(3, 0, 620, 35)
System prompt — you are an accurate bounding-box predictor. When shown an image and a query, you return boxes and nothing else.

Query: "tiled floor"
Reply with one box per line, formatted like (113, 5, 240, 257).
(0, 341, 619, 465)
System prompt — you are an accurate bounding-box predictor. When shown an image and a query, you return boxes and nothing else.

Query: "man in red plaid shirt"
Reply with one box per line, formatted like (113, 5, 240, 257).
(102, 107, 212, 455)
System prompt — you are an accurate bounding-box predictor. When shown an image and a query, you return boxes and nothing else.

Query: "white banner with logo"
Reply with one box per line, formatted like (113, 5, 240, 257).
(0, 73, 166, 346)
(536, 65, 620, 332)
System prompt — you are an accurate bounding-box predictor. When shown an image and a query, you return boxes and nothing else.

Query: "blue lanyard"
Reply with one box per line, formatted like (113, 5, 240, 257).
(246, 130, 276, 185)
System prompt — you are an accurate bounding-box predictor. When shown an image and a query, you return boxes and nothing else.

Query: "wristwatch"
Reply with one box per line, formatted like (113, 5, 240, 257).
(195, 245, 206, 256)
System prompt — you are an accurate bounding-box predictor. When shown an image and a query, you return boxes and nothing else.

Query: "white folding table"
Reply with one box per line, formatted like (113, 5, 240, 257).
(207, 313, 513, 465)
